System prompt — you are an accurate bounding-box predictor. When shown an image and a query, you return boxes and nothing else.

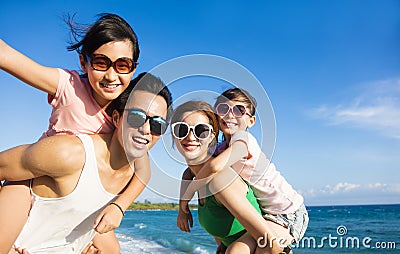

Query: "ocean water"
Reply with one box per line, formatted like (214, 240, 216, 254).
(115, 204, 400, 253)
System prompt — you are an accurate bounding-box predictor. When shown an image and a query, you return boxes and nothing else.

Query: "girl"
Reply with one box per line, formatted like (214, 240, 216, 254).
(178, 88, 308, 253)
(0, 13, 142, 253)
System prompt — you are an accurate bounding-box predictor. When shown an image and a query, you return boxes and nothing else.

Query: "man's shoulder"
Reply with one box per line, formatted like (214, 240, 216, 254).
(39, 135, 85, 161)
(24, 135, 86, 177)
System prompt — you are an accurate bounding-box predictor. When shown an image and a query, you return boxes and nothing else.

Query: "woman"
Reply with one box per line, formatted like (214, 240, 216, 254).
(171, 101, 288, 254)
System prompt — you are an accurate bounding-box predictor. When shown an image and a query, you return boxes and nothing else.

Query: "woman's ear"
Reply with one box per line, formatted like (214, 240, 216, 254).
(112, 110, 121, 127)
(209, 131, 218, 147)
(79, 54, 88, 74)
(207, 132, 218, 155)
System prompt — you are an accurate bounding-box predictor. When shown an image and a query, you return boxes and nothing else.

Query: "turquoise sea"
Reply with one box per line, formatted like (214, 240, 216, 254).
(115, 204, 400, 253)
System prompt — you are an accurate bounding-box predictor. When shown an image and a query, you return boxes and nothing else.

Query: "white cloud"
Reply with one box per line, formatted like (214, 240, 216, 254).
(331, 182, 360, 193)
(302, 181, 400, 196)
(310, 78, 400, 139)
(301, 182, 400, 205)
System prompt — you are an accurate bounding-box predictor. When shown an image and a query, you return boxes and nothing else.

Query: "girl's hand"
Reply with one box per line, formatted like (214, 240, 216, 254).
(13, 247, 29, 254)
(93, 204, 123, 234)
(176, 206, 193, 232)
(81, 241, 102, 254)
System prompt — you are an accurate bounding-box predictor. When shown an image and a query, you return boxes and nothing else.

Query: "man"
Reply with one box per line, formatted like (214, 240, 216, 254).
(0, 73, 172, 254)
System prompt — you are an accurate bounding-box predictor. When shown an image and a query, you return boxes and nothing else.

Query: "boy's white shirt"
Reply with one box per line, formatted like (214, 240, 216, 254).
(182, 137, 248, 201)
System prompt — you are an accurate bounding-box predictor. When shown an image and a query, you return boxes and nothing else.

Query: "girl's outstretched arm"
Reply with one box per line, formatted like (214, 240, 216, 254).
(0, 39, 59, 95)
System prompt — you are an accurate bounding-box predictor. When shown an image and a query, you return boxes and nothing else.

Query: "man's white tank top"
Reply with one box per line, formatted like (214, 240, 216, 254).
(14, 135, 118, 253)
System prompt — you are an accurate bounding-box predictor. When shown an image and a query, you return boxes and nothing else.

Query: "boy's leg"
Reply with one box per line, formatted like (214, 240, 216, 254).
(90, 230, 120, 254)
(0, 181, 31, 253)
(255, 220, 294, 254)
(226, 232, 256, 254)
(227, 223, 292, 254)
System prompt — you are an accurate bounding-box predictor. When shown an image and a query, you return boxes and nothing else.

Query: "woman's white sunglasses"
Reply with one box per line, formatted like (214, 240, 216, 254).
(171, 122, 213, 140)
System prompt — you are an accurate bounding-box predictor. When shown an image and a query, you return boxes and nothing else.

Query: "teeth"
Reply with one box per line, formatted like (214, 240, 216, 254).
(133, 137, 149, 144)
(101, 83, 118, 89)
(185, 144, 198, 147)
(184, 145, 198, 151)
(225, 123, 237, 127)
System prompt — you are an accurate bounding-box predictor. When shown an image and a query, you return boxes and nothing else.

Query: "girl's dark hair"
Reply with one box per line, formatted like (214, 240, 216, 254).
(66, 13, 140, 62)
(107, 72, 173, 120)
(171, 100, 220, 139)
(214, 87, 257, 116)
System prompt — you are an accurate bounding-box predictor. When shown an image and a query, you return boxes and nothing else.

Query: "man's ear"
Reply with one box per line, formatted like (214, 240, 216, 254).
(79, 54, 88, 74)
(247, 115, 257, 128)
(112, 110, 121, 127)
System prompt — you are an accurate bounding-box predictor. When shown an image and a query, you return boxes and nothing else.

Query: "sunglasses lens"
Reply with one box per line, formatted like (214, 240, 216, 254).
(150, 117, 168, 135)
(194, 124, 211, 139)
(233, 105, 247, 117)
(115, 58, 135, 74)
(91, 55, 111, 71)
(90, 54, 135, 74)
(127, 110, 147, 128)
(216, 103, 230, 116)
(216, 103, 248, 117)
(173, 123, 189, 139)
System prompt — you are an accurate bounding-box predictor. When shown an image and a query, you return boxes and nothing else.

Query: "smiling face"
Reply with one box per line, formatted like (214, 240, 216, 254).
(218, 100, 256, 139)
(174, 111, 215, 166)
(116, 90, 168, 160)
(80, 40, 135, 108)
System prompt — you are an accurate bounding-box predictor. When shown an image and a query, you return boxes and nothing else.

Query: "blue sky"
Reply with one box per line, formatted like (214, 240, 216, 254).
(1, 0, 399, 206)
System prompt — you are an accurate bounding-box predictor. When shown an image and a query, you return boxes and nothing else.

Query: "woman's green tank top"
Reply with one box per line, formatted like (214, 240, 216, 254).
(198, 185, 261, 246)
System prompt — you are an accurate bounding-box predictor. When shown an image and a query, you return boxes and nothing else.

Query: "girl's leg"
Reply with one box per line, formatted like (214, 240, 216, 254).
(0, 181, 31, 253)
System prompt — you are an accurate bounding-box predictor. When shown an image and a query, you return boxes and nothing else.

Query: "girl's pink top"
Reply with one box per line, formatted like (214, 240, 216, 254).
(41, 69, 114, 138)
